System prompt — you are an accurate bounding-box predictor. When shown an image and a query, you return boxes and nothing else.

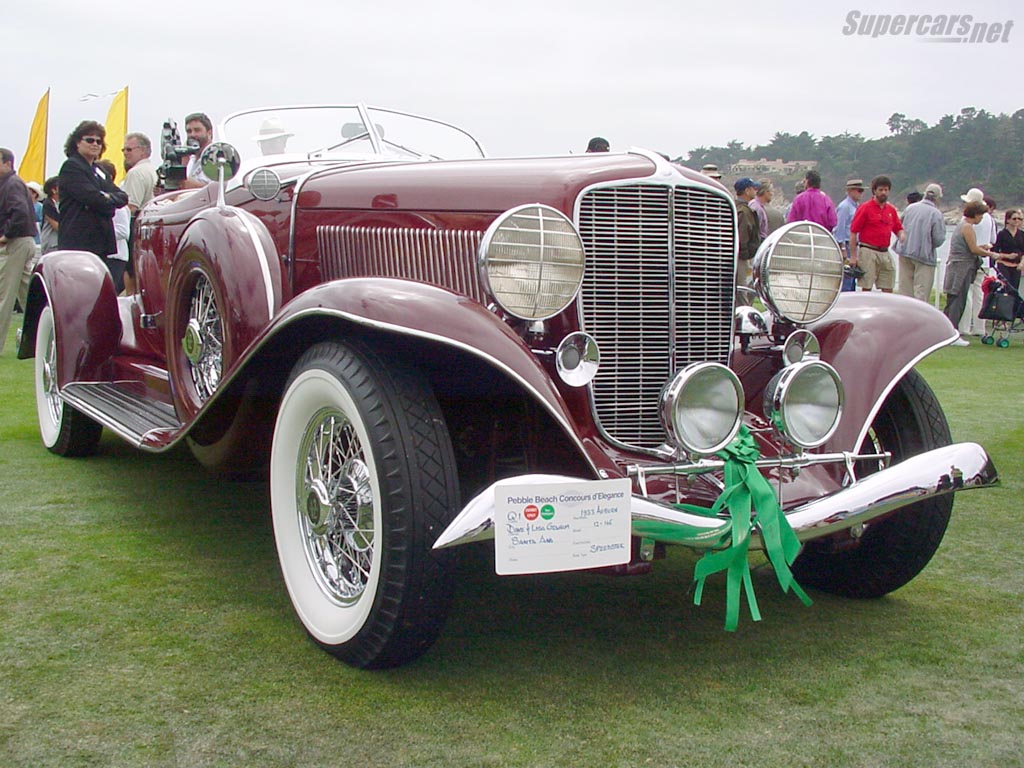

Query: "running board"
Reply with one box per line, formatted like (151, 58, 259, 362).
(61, 382, 181, 449)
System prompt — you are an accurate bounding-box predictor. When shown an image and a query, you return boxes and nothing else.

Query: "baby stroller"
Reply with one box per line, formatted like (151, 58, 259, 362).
(978, 273, 1024, 348)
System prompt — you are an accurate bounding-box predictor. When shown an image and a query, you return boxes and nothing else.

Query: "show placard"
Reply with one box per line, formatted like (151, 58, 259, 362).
(494, 478, 632, 575)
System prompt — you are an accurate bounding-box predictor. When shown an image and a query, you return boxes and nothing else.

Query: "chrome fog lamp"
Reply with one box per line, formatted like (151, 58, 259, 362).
(555, 332, 599, 387)
(480, 204, 585, 320)
(660, 363, 743, 457)
(753, 221, 844, 324)
(764, 360, 843, 449)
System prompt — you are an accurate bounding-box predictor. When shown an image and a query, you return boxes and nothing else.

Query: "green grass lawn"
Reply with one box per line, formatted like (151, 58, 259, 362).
(1, 324, 1022, 768)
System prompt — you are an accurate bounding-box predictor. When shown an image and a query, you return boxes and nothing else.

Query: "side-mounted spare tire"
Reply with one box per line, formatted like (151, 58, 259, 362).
(270, 340, 460, 668)
(792, 368, 953, 597)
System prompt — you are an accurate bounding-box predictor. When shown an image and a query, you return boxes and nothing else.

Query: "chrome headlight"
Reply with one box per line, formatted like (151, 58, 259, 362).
(764, 360, 843, 449)
(660, 363, 743, 457)
(479, 204, 585, 320)
(753, 221, 843, 324)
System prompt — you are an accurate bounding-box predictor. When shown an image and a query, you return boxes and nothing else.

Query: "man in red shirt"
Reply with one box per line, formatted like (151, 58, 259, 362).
(849, 175, 906, 292)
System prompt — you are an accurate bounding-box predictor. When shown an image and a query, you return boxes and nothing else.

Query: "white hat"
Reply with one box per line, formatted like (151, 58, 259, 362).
(924, 183, 942, 199)
(25, 180, 43, 199)
(960, 187, 984, 203)
(252, 117, 294, 142)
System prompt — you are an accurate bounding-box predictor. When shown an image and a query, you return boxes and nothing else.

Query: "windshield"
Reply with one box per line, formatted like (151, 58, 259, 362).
(220, 105, 486, 162)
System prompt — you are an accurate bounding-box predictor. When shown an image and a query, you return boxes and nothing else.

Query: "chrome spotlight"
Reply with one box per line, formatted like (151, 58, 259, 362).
(660, 363, 743, 457)
(782, 329, 820, 365)
(764, 360, 843, 449)
(555, 332, 599, 387)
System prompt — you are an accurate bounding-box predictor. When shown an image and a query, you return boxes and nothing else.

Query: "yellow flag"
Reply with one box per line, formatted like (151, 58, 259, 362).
(19, 88, 49, 184)
(104, 86, 129, 182)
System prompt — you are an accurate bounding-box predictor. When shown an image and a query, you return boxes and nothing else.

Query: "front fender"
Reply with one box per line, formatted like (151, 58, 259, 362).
(17, 250, 121, 387)
(263, 278, 597, 471)
(813, 292, 957, 454)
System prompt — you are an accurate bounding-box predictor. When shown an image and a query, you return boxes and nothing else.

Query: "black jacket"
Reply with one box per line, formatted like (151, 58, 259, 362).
(736, 200, 762, 261)
(0, 171, 39, 240)
(57, 153, 128, 257)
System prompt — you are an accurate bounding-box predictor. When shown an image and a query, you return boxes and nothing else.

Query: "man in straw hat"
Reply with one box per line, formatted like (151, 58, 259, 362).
(834, 178, 865, 291)
(700, 163, 722, 180)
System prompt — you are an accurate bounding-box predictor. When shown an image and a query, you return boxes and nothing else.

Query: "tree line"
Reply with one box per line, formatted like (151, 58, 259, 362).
(679, 107, 1024, 207)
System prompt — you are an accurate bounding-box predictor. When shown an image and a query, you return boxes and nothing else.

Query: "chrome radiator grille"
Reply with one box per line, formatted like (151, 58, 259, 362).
(578, 184, 735, 450)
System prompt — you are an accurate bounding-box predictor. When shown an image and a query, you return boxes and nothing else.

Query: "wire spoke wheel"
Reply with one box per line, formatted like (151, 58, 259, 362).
(183, 273, 223, 401)
(270, 341, 459, 668)
(298, 410, 376, 604)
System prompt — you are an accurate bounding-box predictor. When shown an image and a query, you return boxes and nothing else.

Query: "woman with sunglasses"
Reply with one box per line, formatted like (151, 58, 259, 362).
(992, 209, 1024, 293)
(56, 121, 128, 264)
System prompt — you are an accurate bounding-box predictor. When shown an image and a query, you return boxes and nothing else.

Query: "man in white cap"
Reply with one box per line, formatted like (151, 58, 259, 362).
(254, 117, 293, 156)
(958, 187, 996, 335)
(896, 183, 946, 302)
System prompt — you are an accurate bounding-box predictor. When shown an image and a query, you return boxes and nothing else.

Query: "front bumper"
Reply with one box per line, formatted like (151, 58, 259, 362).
(433, 442, 997, 552)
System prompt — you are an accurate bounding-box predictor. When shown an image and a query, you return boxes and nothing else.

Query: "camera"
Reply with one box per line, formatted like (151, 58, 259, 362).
(157, 119, 200, 191)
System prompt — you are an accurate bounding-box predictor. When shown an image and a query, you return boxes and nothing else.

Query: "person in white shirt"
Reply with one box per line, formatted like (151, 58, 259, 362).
(182, 112, 214, 188)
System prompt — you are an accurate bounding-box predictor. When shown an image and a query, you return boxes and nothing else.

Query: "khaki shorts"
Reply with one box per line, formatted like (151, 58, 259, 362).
(857, 247, 895, 291)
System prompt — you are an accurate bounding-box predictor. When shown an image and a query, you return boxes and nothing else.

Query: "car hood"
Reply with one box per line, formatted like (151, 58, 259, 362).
(293, 153, 664, 214)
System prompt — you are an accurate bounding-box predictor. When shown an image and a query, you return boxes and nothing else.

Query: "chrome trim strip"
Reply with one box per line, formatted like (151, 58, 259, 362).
(432, 442, 997, 552)
(849, 333, 958, 455)
(235, 208, 276, 318)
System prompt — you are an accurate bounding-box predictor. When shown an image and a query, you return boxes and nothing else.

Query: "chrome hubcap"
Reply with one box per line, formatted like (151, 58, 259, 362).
(184, 274, 222, 401)
(297, 410, 375, 604)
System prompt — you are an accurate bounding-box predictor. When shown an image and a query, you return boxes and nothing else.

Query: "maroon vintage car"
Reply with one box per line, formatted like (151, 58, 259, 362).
(20, 105, 997, 668)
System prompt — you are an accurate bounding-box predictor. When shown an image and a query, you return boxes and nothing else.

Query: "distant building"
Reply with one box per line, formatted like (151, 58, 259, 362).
(730, 158, 819, 175)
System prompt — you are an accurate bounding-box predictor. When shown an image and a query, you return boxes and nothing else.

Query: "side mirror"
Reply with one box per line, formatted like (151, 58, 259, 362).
(199, 142, 241, 184)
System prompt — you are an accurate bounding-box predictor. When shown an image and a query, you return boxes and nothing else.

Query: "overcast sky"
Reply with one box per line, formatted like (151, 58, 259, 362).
(4, 0, 1018, 177)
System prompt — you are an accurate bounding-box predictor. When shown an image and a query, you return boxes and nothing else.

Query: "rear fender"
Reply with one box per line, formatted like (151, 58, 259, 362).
(812, 292, 956, 454)
(17, 250, 121, 387)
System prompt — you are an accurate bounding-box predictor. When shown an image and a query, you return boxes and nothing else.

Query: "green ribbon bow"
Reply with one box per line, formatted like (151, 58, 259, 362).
(636, 425, 811, 631)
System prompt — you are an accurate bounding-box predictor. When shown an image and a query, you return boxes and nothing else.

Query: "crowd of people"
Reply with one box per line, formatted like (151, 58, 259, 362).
(714, 166, 1023, 346)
